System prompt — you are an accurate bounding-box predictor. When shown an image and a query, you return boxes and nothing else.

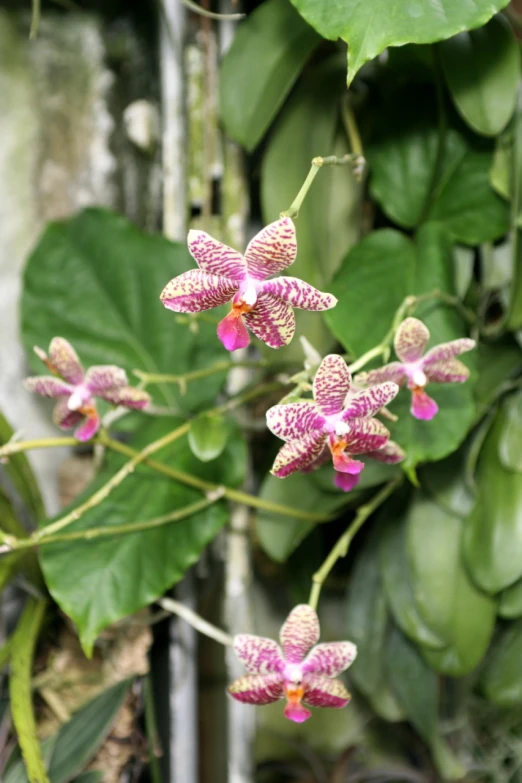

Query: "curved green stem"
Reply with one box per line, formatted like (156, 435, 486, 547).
(134, 359, 268, 391)
(179, 0, 244, 20)
(280, 154, 359, 219)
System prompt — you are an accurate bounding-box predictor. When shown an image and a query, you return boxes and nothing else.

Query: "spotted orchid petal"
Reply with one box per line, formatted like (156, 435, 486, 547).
(425, 358, 470, 383)
(334, 471, 361, 492)
(98, 386, 151, 410)
(394, 317, 430, 363)
(48, 337, 84, 384)
(301, 446, 331, 473)
(279, 604, 320, 664)
(356, 362, 407, 387)
(422, 338, 476, 368)
(233, 635, 284, 675)
(160, 269, 238, 313)
(343, 417, 390, 454)
(84, 365, 128, 394)
(23, 376, 73, 399)
(411, 388, 439, 420)
(187, 230, 246, 281)
(244, 292, 296, 349)
(302, 641, 357, 677)
(52, 398, 84, 430)
(313, 355, 351, 416)
(228, 672, 284, 705)
(266, 403, 326, 442)
(262, 277, 337, 312)
(342, 382, 399, 420)
(366, 440, 406, 464)
(302, 674, 351, 709)
(74, 412, 101, 442)
(244, 217, 297, 280)
(272, 431, 327, 478)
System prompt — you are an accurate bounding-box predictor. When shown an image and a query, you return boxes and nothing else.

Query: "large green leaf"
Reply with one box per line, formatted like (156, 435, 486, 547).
(508, 91, 522, 329)
(464, 404, 522, 594)
(407, 492, 496, 675)
(481, 620, 522, 707)
(0, 413, 45, 528)
(21, 208, 228, 413)
(40, 417, 246, 654)
(289, 0, 510, 85)
(366, 86, 509, 243)
(219, 0, 320, 151)
(499, 578, 522, 619)
(440, 16, 520, 138)
(474, 337, 522, 419)
(498, 389, 522, 471)
(327, 223, 477, 466)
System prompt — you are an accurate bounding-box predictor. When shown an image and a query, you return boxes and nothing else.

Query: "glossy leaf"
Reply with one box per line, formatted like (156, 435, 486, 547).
(40, 417, 246, 654)
(508, 91, 522, 329)
(408, 492, 495, 676)
(420, 448, 475, 519)
(327, 223, 476, 466)
(464, 405, 522, 594)
(0, 413, 45, 527)
(498, 389, 522, 471)
(366, 86, 509, 243)
(499, 578, 522, 619)
(474, 337, 522, 419)
(219, 0, 320, 151)
(289, 0, 509, 85)
(21, 208, 228, 413)
(440, 16, 520, 137)
(481, 620, 522, 707)
(188, 413, 230, 462)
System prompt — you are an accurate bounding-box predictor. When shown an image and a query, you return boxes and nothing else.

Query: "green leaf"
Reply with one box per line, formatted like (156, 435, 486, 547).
(499, 578, 522, 619)
(327, 223, 477, 466)
(407, 492, 496, 676)
(498, 389, 522, 471)
(9, 598, 49, 783)
(378, 497, 447, 649)
(440, 16, 520, 137)
(188, 413, 230, 462)
(420, 448, 475, 519)
(474, 337, 522, 418)
(507, 91, 522, 329)
(0, 413, 45, 527)
(21, 208, 228, 413)
(40, 418, 246, 654)
(289, 0, 510, 85)
(481, 620, 522, 707)
(366, 86, 509, 243)
(261, 55, 362, 358)
(464, 404, 522, 594)
(219, 0, 320, 151)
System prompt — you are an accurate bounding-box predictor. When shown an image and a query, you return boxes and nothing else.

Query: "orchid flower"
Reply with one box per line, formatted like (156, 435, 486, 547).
(228, 604, 356, 723)
(356, 318, 476, 421)
(24, 337, 150, 442)
(160, 217, 337, 351)
(266, 355, 404, 492)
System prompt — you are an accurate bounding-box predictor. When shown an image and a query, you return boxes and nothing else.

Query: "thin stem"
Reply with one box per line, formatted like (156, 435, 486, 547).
(341, 98, 366, 182)
(347, 345, 385, 374)
(159, 597, 233, 646)
(280, 155, 357, 219)
(29, 0, 41, 39)
(0, 436, 78, 460)
(419, 48, 447, 224)
(179, 0, 244, 20)
(308, 478, 401, 611)
(134, 359, 268, 391)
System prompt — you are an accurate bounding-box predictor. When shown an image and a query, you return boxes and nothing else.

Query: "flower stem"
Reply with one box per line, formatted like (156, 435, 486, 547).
(280, 154, 359, 220)
(179, 0, 245, 20)
(159, 597, 233, 646)
(134, 359, 269, 392)
(308, 477, 402, 611)
(0, 436, 78, 460)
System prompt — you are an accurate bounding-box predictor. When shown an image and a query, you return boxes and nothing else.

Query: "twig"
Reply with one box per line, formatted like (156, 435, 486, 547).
(0, 436, 78, 460)
(134, 359, 268, 394)
(280, 155, 361, 220)
(159, 597, 233, 646)
(179, 0, 244, 20)
(29, 0, 40, 39)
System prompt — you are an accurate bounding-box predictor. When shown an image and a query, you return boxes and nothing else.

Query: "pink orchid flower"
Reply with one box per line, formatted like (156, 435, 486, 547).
(356, 317, 476, 421)
(266, 355, 404, 492)
(228, 604, 356, 723)
(160, 217, 337, 351)
(24, 337, 151, 442)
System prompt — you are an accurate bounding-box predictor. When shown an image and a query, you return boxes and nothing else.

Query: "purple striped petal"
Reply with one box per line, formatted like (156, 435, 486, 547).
(279, 604, 319, 664)
(85, 365, 128, 393)
(411, 388, 439, 420)
(313, 355, 351, 416)
(262, 277, 337, 312)
(187, 229, 246, 281)
(302, 642, 357, 677)
(97, 386, 151, 409)
(49, 337, 84, 384)
(244, 217, 297, 280)
(342, 382, 399, 419)
(52, 398, 84, 430)
(233, 635, 284, 675)
(74, 411, 101, 442)
(334, 471, 361, 492)
(244, 292, 295, 349)
(266, 403, 326, 442)
(356, 362, 407, 386)
(425, 358, 470, 383)
(301, 446, 330, 473)
(394, 318, 430, 363)
(422, 338, 476, 367)
(228, 673, 284, 705)
(271, 431, 327, 478)
(342, 417, 390, 454)
(160, 269, 238, 312)
(217, 311, 251, 351)
(302, 674, 351, 709)
(366, 440, 405, 464)
(24, 376, 73, 399)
